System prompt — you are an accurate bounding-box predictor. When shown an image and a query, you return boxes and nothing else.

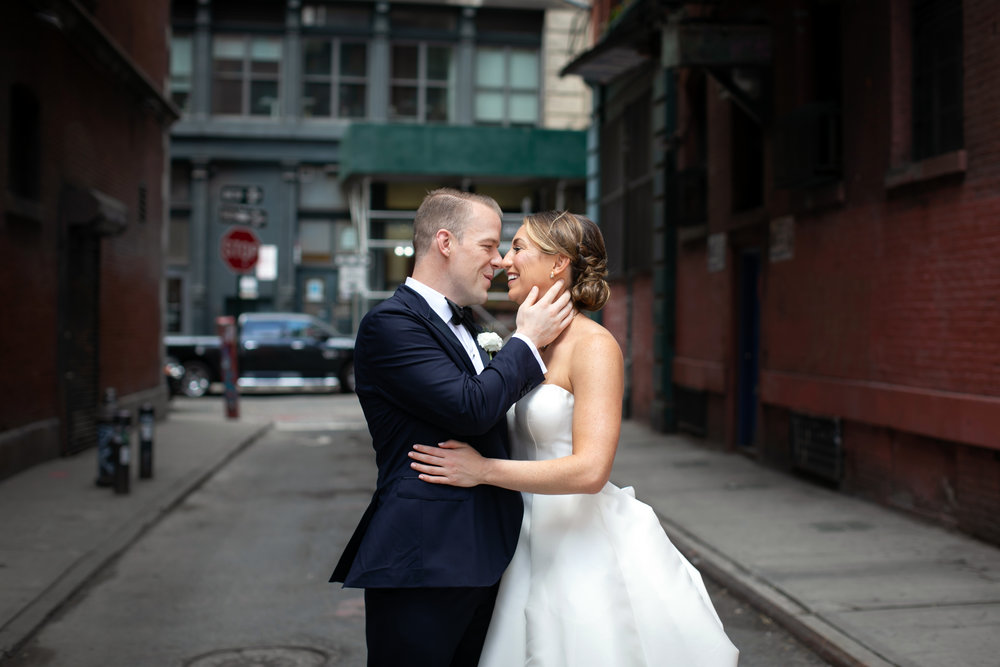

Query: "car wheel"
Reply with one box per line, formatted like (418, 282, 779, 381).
(340, 361, 355, 394)
(181, 361, 212, 398)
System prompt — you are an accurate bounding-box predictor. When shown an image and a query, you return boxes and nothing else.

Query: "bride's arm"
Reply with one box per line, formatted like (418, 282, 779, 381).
(409, 331, 624, 495)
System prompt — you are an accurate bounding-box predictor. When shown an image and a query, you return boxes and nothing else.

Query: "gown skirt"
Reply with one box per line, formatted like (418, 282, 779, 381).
(478, 384, 739, 667)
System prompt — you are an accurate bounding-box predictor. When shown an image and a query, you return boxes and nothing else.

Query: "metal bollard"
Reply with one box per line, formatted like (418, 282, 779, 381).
(138, 402, 154, 479)
(113, 409, 131, 495)
(95, 388, 117, 487)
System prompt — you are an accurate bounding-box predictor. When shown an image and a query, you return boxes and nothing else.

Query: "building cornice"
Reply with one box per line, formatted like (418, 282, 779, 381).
(29, 0, 179, 124)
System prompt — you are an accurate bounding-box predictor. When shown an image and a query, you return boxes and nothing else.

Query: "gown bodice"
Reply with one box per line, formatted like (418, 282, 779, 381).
(508, 383, 576, 462)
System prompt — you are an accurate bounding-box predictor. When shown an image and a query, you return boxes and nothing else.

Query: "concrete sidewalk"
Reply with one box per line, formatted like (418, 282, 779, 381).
(1, 399, 998, 666)
(0, 405, 269, 660)
(613, 421, 1000, 667)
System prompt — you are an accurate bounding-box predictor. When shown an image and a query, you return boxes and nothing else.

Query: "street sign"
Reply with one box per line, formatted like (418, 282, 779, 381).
(220, 185, 264, 205)
(219, 204, 268, 228)
(220, 226, 260, 273)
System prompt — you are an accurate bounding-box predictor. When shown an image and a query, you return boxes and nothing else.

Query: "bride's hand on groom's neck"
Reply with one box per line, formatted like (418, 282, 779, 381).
(515, 282, 574, 350)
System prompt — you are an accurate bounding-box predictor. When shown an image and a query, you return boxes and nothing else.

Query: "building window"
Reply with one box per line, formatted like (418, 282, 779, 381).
(474, 47, 539, 126)
(211, 35, 282, 117)
(389, 43, 455, 122)
(298, 167, 345, 209)
(170, 163, 192, 204)
(166, 276, 184, 333)
(303, 38, 368, 118)
(600, 115, 625, 279)
(7, 84, 41, 201)
(912, 0, 963, 159)
(299, 218, 355, 264)
(600, 90, 653, 277)
(167, 217, 190, 264)
(170, 34, 193, 112)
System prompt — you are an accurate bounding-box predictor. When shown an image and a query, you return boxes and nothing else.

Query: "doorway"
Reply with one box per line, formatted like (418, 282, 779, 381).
(59, 228, 100, 455)
(736, 249, 761, 448)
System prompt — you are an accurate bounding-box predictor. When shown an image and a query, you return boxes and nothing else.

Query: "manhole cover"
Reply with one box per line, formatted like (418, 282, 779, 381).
(185, 646, 328, 667)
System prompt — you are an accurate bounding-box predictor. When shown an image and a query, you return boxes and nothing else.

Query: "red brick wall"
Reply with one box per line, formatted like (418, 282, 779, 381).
(676, 245, 731, 367)
(762, 0, 1000, 405)
(603, 278, 628, 348)
(0, 0, 170, 476)
(94, 0, 171, 84)
(956, 445, 1000, 544)
(0, 4, 65, 428)
(670, 0, 1000, 538)
(603, 277, 656, 420)
(843, 423, 959, 524)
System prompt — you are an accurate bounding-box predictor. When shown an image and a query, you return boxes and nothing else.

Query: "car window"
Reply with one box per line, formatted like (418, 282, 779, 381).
(242, 320, 284, 340)
(287, 320, 311, 338)
(308, 318, 340, 338)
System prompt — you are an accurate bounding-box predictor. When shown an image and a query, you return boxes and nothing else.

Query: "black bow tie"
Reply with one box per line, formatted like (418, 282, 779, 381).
(446, 298, 478, 335)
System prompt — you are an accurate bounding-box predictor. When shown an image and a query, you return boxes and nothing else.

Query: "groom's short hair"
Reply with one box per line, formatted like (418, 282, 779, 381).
(413, 188, 503, 260)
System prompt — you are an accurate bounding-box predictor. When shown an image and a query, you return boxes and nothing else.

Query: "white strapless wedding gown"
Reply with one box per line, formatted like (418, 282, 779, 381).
(479, 384, 739, 666)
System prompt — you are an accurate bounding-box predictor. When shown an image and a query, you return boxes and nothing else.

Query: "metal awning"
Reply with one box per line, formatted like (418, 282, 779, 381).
(560, 0, 664, 84)
(562, 2, 772, 87)
(62, 186, 128, 236)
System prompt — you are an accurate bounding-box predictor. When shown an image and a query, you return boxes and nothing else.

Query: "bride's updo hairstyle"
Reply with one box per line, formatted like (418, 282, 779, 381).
(522, 211, 610, 312)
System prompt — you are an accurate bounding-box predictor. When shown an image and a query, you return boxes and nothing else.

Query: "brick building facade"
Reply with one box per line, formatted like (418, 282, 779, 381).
(0, 0, 176, 479)
(565, 0, 1000, 543)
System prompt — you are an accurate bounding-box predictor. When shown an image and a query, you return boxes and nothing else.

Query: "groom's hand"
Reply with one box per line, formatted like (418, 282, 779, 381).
(515, 282, 574, 350)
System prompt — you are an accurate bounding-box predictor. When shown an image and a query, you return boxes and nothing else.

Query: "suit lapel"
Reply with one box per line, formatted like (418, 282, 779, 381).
(396, 285, 478, 375)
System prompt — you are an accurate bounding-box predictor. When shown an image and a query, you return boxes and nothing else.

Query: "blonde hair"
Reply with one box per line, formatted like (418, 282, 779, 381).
(522, 211, 610, 311)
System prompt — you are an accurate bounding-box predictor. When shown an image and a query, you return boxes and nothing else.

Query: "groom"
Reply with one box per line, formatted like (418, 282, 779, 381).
(330, 188, 573, 666)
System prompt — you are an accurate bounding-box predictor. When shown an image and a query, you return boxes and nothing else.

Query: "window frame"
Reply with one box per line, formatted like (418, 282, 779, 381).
(170, 33, 193, 113)
(210, 33, 284, 118)
(302, 36, 369, 119)
(473, 45, 541, 127)
(388, 41, 456, 123)
(911, 0, 964, 160)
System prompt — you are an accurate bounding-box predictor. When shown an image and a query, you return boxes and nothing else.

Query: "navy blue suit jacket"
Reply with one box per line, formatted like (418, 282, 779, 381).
(330, 285, 543, 588)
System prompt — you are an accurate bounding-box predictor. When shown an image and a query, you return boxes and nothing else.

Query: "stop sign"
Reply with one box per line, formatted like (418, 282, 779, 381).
(220, 226, 260, 273)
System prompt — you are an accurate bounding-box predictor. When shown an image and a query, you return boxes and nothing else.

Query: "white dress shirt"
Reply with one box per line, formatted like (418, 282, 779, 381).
(404, 277, 546, 375)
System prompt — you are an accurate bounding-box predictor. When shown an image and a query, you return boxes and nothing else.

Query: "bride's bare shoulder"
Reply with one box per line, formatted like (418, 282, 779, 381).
(570, 317, 622, 360)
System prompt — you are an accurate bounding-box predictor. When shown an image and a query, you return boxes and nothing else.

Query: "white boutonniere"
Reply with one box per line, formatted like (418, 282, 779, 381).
(477, 331, 503, 359)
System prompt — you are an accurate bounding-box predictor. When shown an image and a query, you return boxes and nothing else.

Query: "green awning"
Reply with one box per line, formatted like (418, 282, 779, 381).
(340, 123, 586, 181)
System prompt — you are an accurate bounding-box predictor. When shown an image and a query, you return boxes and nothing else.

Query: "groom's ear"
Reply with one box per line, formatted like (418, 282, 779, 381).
(434, 229, 452, 257)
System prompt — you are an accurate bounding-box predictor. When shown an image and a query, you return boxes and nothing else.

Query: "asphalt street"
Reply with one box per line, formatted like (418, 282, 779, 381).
(2, 395, 832, 666)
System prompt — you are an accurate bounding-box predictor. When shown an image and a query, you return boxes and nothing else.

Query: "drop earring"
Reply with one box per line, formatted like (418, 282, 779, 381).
(549, 271, 555, 279)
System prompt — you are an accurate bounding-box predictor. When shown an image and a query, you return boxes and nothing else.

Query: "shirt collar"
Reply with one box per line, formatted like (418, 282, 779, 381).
(405, 277, 454, 326)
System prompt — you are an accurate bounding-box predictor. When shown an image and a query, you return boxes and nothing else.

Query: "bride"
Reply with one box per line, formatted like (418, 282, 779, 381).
(408, 211, 740, 666)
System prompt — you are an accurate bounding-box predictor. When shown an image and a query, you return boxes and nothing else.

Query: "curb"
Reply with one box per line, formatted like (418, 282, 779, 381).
(0, 424, 271, 661)
(644, 503, 897, 667)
